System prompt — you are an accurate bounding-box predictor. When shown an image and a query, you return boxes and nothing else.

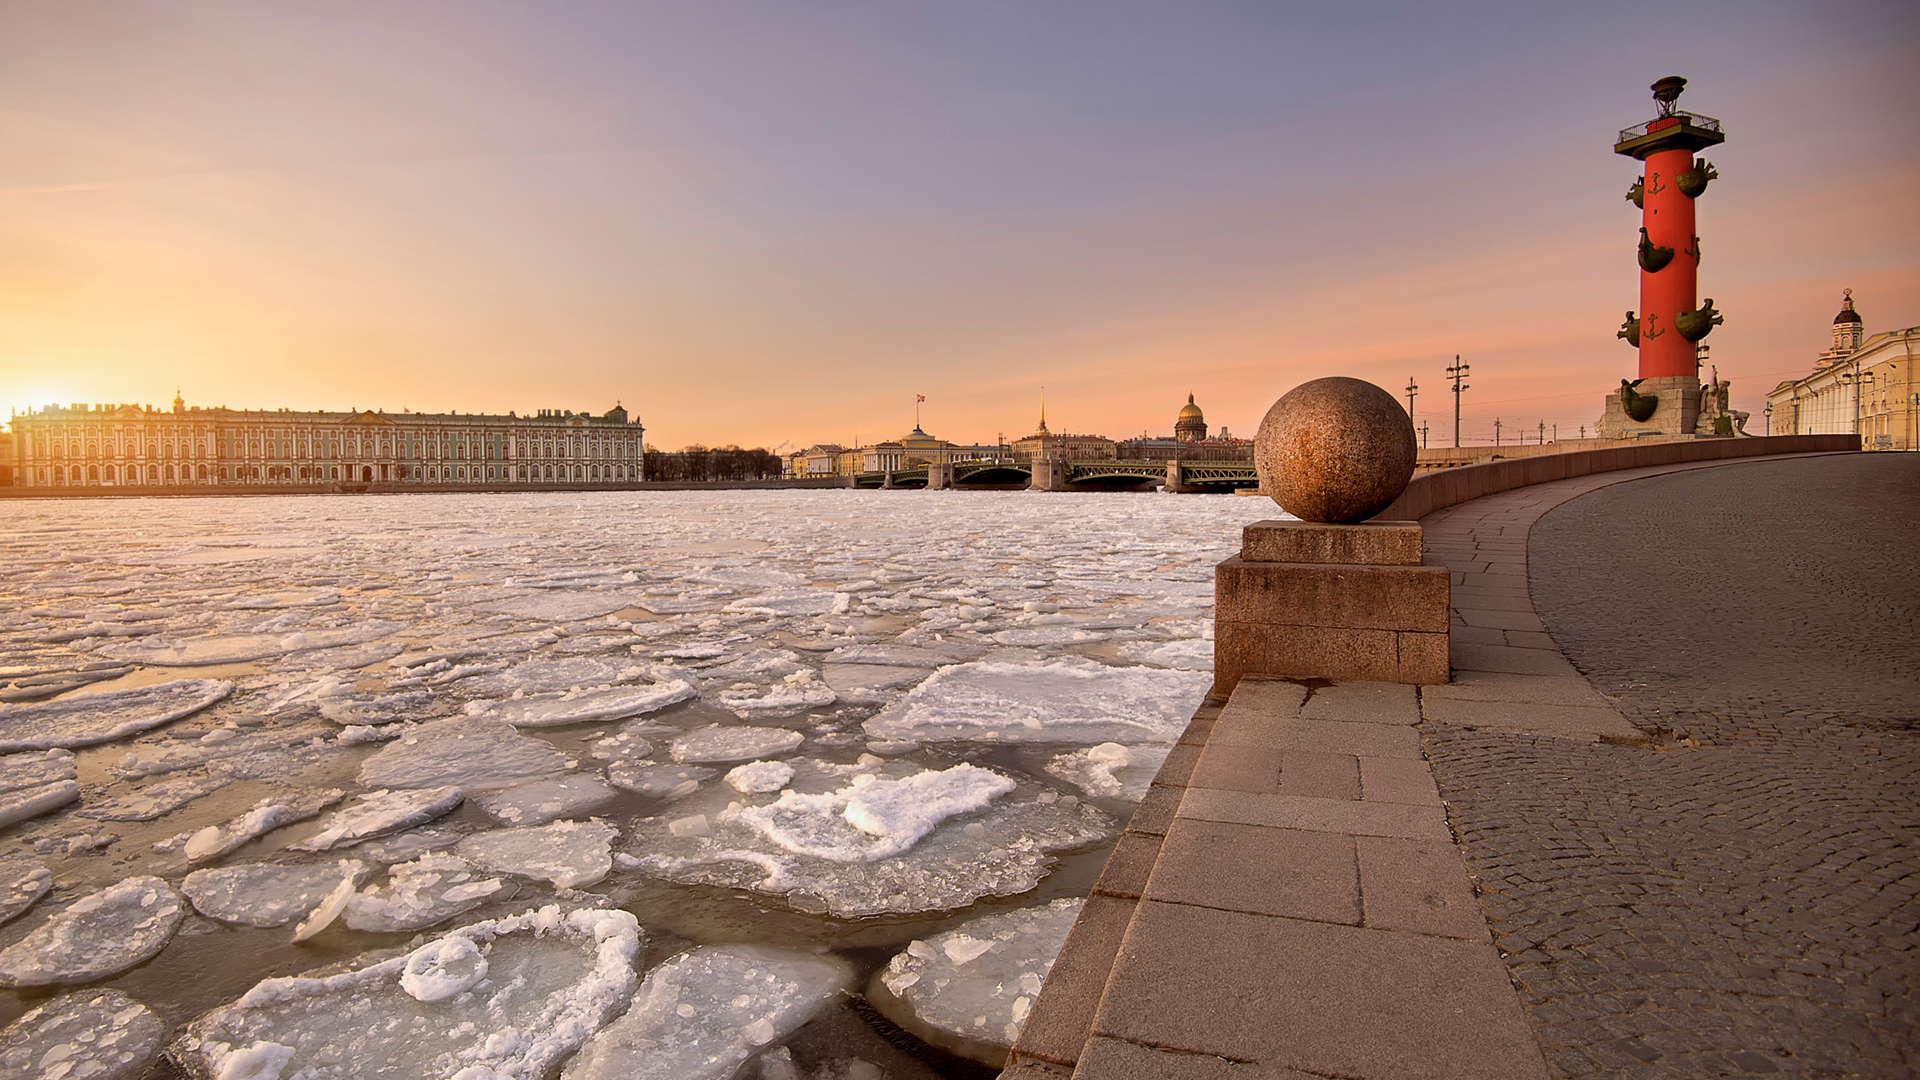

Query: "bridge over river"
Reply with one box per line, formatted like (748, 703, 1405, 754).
(850, 458, 1260, 492)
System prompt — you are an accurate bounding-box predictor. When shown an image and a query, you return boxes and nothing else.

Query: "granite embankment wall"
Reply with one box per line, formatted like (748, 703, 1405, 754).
(1381, 434, 1857, 520)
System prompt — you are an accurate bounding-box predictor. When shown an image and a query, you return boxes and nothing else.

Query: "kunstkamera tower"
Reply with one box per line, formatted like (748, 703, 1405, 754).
(1599, 76, 1726, 437)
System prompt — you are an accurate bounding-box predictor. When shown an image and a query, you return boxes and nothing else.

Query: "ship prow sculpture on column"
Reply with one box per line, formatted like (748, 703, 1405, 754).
(1599, 75, 1730, 438)
(1213, 376, 1450, 693)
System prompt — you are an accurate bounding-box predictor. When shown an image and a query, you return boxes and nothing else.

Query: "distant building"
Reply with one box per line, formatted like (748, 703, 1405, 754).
(6, 394, 644, 490)
(1765, 292, 1918, 449)
(1175, 393, 1208, 442)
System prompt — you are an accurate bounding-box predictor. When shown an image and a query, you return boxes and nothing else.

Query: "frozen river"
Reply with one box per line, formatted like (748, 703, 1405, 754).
(0, 488, 1275, 1078)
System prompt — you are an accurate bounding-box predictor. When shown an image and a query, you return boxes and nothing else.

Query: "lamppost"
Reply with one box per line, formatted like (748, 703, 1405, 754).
(1405, 378, 1418, 424)
(1493, 418, 1502, 446)
(1763, 403, 1772, 437)
(1446, 357, 1469, 448)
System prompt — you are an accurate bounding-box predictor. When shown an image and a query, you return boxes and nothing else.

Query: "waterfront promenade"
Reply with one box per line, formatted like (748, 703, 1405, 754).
(1006, 451, 1917, 1078)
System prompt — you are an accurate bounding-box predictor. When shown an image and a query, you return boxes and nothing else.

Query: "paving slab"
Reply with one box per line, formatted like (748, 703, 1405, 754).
(1421, 668, 1613, 707)
(1141, 818, 1360, 924)
(1092, 901, 1549, 1080)
(1357, 755, 1441, 806)
(1296, 680, 1419, 723)
(1357, 835, 1489, 941)
(1420, 695, 1644, 742)
(1449, 641, 1580, 677)
(1276, 750, 1359, 800)
(1177, 787, 1451, 843)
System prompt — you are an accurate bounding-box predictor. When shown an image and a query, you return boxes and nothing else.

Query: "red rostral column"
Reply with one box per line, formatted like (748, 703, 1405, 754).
(1616, 76, 1724, 380)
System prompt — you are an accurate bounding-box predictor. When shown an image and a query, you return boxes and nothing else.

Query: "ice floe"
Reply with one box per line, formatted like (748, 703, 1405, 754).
(0, 988, 166, 1080)
(171, 789, 345, 863)
(607, 763, 715, 799)
(863, 657, 1210, 744)
(341, 854, 507, 933)
(726, 761, 795, 794)
(0, 748, 76, 793)
(0, 861, 51, 926)
(77, 772, 234, 820)
(357, 719, 574, 791)
(561, 944, 851, 1080)
(628, 759, 1113, 917)
(472, 775, 616, 826)
(0, 779, 80, 828)
(873, 898, 1083, 1064)
(456, 820, 619, 889)
(463, 680, 696, 728)
(670, 726, 805, 764)
(173, 906, 642, 1079)
(293, 786, 465, 850)
(0, 679, 233, 752)
(1043, 742, 1171, 800)
(0, 876, 184, 987)
(184, 861, 369, 927)
(98, 622, 401, 666)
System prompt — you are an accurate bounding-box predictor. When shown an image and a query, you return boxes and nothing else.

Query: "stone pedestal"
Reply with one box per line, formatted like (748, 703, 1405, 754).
(1213, 520, 1450, 694)
(1029, 456, 1067, 492)
(1596, 374, 1700, 439)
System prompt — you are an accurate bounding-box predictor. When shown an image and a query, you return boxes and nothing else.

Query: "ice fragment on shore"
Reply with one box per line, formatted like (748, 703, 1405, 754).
(0, 988, 165, 1080)
(0, 678, 232, 752)
(319, 690, 437, 727)
(457, 820, 619, 889)
(863, 658, 1209, 744)
(342, 854, 505, 933)
(357, 719, 573, 792)
(185, 861, 368, 928)
(173, 906, 641, 1080)
(560, 944, 850, 1080)
(463, 681, 696, 728)
(0, 876, 184, 987)
(472, 775, 616, 826)
(873, 898, 1083, 1062)
(670, 726, 804, 764)
(0, 862, 51, 926)
(293, 786, 465, 851)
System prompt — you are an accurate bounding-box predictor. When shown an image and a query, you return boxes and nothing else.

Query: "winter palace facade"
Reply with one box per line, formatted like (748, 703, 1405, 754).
(6, 394, 645, 491)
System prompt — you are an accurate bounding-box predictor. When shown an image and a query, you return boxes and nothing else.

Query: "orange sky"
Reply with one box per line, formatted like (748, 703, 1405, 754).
(3, 3, 1916, 452)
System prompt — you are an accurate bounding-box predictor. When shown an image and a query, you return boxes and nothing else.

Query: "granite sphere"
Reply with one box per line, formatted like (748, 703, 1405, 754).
(1255, 377, 1416, 523)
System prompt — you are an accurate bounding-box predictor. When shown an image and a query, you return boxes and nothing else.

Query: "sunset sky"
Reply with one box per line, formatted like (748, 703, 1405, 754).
(3, 2, 1916, 452)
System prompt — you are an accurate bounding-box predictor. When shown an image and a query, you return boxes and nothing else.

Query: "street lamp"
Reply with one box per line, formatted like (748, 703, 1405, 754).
(1446, 357, 1470, 448)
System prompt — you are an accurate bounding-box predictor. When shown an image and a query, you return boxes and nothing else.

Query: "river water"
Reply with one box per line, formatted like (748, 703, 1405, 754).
(0, 489, 1275, 1078)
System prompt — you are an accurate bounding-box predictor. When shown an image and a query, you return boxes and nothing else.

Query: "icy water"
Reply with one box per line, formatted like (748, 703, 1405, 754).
(0, 489, 1274, 1079)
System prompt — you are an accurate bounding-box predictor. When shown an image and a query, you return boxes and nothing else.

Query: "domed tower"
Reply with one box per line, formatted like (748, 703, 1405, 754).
(1832, 289, 1863, 357)
(1174, 394, 1208, 442)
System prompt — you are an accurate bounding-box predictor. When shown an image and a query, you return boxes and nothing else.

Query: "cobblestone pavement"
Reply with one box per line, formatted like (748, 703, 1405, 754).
(1425, 454, 1919, 1079)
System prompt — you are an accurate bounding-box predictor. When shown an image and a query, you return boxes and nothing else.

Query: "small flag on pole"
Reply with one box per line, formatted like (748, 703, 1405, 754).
(916, 395, 926, 402)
